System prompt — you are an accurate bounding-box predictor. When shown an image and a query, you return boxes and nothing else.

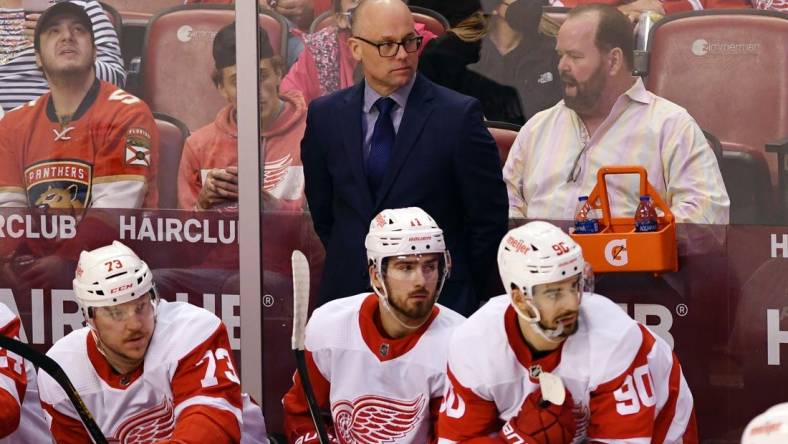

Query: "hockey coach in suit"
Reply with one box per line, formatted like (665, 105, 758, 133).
(301, 0, 508, 316)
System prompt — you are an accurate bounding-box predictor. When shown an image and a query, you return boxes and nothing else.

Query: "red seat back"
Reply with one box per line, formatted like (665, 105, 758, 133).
(102, 0, 184, 16)
(646, 11, 788, 191)
(409, 6, 449, 37)
(141, 5, 288, 130)
(154, 113, 190, 209)
(485, 121, 521, 167)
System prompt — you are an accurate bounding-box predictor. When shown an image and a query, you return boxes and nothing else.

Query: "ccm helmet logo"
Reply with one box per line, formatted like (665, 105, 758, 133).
(605, 239, 628, 266)
(409, 236, 431, 241)
(110, 283, 133, 294)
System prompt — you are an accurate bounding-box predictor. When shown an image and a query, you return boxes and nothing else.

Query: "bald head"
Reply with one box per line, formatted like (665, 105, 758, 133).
(351, 0, 414, 36)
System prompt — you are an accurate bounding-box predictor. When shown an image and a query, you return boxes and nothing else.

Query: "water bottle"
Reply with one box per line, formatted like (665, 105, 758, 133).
(574, 196, 599, 234)
(634, 195, 659, 232)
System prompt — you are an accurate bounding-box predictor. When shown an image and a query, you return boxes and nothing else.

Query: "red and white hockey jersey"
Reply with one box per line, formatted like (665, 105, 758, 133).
(37, 300, 267, 444)
(438, 294, 698, 444)
(283, 293, 466, 444)
(0, 79, 158, 209)
(0, 303, 49, 443)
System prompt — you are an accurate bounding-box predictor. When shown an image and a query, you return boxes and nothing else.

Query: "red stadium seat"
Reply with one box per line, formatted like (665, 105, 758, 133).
(140, 5, 288, 130)
(153, 113, 190, 209)
(103, 0, 185, 15)
(98, 1, 123, 40)
(309, 5, 450, 36)
(645, 10, 788, 223)
(485, 120, 521, 167)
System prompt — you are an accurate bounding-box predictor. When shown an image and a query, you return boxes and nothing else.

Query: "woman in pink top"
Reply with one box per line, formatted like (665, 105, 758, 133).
(281, 0, 436, 104)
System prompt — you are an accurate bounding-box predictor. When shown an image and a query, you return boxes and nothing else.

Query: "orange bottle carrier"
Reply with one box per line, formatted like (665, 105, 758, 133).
(568, 166, 679, 273)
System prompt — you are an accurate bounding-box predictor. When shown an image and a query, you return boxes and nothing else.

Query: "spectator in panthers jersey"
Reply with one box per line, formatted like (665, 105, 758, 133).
(0, 2, 158, 291)
(0, 0, 158, 209)
(0, 0, 124, 112)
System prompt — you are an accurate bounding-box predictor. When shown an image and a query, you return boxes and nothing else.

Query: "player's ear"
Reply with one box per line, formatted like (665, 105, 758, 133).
(369, 264, 383, 291)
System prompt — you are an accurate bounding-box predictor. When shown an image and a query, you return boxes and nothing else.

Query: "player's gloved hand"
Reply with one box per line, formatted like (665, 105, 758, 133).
(498, 387, 577, 444)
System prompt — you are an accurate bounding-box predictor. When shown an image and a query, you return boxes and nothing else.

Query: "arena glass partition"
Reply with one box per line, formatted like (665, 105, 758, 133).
(254, 1, 788, 442)
(0, 0, 266, 436)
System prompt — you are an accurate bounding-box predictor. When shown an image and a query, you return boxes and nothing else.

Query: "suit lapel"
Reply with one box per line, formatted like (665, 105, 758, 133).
(374, 74, 435, 208)
(340, 83, 374, 211)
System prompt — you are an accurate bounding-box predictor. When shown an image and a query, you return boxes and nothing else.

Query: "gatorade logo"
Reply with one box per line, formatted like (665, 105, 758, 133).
(605, 239, 628, 267)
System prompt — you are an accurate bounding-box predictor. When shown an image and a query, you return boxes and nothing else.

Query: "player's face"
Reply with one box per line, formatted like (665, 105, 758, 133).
(36, 14, 95, 78)
(258, 58, 283, 131)
(92, 293, 155, 373)
(376, 254, 442, 323)
(556, 15, 609, 113)
(531, 274, 582, 338)
(348, 2, 418, 96)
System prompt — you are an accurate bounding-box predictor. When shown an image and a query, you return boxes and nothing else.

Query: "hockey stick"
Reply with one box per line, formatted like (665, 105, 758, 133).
(291, 250, 331, 444)
(0, 334, 108, 444)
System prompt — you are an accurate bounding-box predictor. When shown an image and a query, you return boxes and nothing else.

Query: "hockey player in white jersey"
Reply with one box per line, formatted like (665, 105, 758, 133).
(437, 221, 698, 443)
(36, 241, 268, 444)
(0, 303, 49, 443)
(283, 207, 466, 443)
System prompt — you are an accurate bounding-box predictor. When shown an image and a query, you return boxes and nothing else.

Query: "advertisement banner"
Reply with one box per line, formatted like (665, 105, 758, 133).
(1, 208, 786, 442)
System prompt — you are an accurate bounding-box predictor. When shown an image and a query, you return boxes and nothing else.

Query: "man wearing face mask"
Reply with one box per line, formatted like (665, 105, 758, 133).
(469, 0, 563, 123)
(418, 0, 525, 124)
(438, 221, 698, 443)
(283, 207, 465, 444)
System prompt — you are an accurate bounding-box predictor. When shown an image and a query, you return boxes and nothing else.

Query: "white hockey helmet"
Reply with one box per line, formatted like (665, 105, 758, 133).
(73, 241, 156, 317)
(498, 221, 585, 299)
(742, 403, 788, 444)
(366, 207, 449, 270)
(365, 207, 450, 291)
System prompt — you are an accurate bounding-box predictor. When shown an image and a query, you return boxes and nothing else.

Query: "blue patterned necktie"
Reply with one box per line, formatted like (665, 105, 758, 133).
(367, 97, 397, 197)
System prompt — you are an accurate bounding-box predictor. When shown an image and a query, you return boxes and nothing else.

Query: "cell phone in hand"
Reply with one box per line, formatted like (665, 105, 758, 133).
(22, 0, 55, 12)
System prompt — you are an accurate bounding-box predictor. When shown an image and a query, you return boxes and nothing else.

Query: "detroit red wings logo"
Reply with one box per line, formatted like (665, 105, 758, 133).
(108, 398, 175, 444)
(263, 154, 293, 192)
(331, 394, 426, 443)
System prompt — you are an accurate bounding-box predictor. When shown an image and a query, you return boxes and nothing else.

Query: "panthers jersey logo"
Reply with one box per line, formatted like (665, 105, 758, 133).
(24, 159, 92, 209)
(331, 394, 426, 443)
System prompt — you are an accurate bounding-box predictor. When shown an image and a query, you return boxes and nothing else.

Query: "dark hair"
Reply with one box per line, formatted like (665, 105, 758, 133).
(567, 4, 634, 69)
(212, 22, 275, 71)
(34, 2, 95, 53)
(211, 22, 282, 87)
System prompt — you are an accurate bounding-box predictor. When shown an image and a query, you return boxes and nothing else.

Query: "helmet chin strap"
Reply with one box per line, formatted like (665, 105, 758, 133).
(512, 299, 566, 344)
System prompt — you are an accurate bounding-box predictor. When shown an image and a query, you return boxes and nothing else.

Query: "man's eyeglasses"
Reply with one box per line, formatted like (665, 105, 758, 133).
(352, 35, 423, 57)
